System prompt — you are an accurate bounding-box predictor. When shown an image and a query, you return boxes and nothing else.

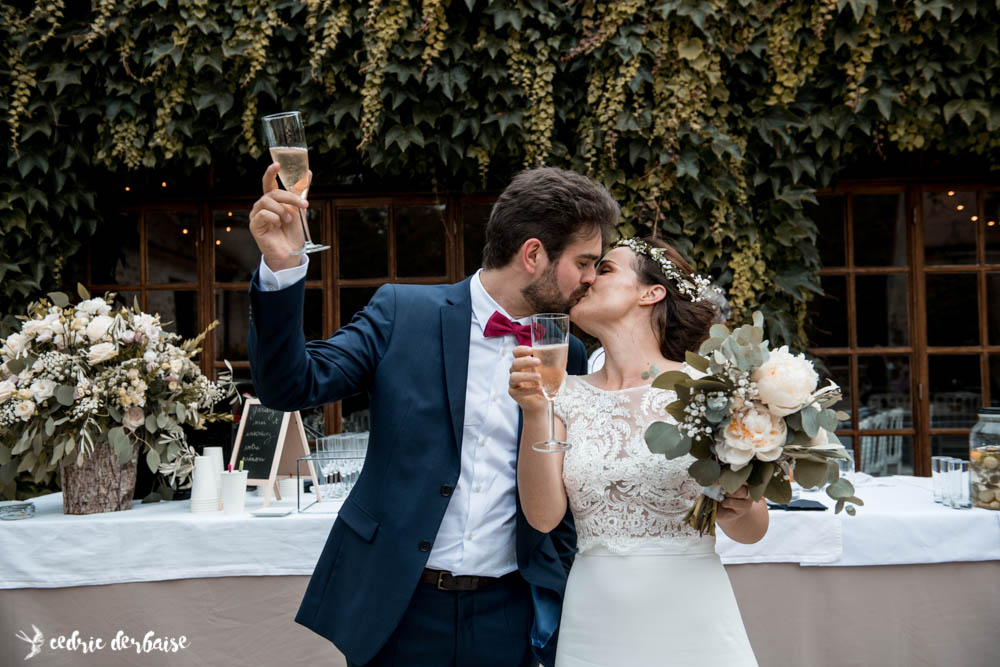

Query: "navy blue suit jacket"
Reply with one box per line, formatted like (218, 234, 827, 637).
(247, 274, 584, 666)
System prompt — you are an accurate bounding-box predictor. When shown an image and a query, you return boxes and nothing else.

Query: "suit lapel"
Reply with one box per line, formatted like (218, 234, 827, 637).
(441, 279, 473, 456)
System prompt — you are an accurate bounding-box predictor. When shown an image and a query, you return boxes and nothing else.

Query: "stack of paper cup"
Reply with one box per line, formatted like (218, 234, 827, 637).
(220, 470, 249, 515)
(278, 476, 302, 500)
(203, 446, 225, 507)
(190, 456, 220, 513)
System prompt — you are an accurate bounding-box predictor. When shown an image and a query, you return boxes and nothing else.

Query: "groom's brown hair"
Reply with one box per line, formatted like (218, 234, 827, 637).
(481, 167, 619, 269)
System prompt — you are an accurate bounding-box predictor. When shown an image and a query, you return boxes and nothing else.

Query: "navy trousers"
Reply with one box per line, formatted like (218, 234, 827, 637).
(348, 574, 538, 667)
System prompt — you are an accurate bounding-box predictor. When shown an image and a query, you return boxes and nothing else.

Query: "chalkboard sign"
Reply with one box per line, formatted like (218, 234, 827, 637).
(235, 402, 285, 481)
(230, 398, 319, 507)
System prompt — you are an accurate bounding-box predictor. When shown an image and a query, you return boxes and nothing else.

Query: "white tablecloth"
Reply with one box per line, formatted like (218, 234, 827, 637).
(3, 476, 999, 589)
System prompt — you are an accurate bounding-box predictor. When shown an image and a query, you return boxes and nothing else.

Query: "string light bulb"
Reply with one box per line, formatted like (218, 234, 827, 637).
(957, 205, 965, 211)
(225, 226, 231, 232)
(215, 239, 222, 246)
(947, 191, 955, 196)
(989, 221, 997, 227)
(971, 216, 979, 222)
(161, 181, 167, 188)
(124, 186, 130, 192)
(227, 211, 233, 217)
(181, 228, 189, 235)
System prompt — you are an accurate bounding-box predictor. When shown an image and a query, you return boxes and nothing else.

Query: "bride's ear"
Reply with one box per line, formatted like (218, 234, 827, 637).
(638, 284, 667, 306)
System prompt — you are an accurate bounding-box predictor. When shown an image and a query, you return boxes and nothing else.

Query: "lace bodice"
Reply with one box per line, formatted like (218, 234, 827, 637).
(554, 375, 712, 554)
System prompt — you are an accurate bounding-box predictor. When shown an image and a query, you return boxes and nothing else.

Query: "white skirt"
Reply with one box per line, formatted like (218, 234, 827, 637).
(555, 542, 758, 667)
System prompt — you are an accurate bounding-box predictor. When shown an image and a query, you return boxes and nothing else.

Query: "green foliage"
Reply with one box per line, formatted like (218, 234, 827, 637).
(3, 1, 1000, 347)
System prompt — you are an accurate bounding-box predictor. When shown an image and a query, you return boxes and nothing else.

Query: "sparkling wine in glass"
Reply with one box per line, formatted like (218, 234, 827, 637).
(531, 313, 571, 453)
(261, 111, 329, 255)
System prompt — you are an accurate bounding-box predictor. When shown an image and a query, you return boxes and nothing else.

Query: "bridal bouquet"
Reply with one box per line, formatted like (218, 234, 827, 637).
(0, 285, 234, 492)
(644, 312, 861, 536)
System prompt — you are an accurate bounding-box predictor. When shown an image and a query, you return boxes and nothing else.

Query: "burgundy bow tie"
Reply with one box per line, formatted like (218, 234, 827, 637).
(483, 311, 532, 346)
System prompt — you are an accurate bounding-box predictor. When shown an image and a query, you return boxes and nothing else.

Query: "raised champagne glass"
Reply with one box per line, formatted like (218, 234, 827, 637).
(261, 111, 329, 254)
(531, 313, 571, 453)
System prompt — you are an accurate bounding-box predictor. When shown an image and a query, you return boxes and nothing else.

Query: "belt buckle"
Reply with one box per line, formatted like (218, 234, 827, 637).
(435, 570, 450, 591)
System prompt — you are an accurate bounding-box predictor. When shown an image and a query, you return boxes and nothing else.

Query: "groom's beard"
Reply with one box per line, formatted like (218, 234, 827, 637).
(521, 263, 589, 314)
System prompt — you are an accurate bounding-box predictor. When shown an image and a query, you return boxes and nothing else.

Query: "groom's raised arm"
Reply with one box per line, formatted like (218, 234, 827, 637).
(248, 269, 395, 412)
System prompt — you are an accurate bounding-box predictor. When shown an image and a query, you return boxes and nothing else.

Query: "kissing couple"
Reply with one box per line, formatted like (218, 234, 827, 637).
(248, 166, 764, 666)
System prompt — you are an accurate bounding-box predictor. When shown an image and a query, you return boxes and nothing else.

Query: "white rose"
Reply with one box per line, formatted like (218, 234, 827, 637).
(88, 342, 118, 365)
(77, 297, 112, 317)
(29, 378, 56, 403)
(715, 403, 787, 471)
(14, 400, 36, 420)
(0, 379, 15, 403)
(71, 315, 89, 330)
(123, 406, 145, 431)
(86, 315, 115, 343)
(751, 346, 819, 417)
(169, 358, 184, 375)
(2, 333, 27, 358)
(22, 317, 49, 339)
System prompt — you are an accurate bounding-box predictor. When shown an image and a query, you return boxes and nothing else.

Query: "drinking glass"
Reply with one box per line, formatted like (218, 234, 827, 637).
(260, 111, 329, 254)
(530, 314, 571, 453)
(931, 456, 946, 503)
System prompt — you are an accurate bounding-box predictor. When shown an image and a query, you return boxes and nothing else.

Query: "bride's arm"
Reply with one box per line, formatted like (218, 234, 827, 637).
(716, 485, 769, 544)
(509, 346, 569, 533)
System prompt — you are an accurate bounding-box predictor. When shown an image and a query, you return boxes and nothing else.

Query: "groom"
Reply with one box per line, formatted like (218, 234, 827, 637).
(247, 166, 619, 666)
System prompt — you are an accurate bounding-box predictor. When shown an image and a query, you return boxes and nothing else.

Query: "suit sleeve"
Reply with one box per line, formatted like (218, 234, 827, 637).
(247, 271, 395, 411)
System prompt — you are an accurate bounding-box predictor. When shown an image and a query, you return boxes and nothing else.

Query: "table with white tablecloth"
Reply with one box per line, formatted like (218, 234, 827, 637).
(2, 476, 998, 666)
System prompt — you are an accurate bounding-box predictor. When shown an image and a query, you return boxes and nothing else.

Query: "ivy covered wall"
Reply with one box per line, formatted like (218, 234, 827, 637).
(3, 0, 1000, 344)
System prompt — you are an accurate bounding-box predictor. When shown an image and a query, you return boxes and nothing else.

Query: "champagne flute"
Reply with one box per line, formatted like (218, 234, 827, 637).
(261, 111, 330, 254)
(531, 313, 571, 453)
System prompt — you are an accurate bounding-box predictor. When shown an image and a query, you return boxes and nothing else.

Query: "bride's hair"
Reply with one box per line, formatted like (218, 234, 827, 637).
(631, 237, 718, 362)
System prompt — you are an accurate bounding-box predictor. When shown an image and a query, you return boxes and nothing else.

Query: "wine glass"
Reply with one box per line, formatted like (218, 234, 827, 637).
(530, 313, 571, 453)
(260, 111, 329, 255)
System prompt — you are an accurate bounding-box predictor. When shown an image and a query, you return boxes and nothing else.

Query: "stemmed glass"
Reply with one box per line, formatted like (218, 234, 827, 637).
(260, 111, 329, 254)
(531, 313, 571, 453)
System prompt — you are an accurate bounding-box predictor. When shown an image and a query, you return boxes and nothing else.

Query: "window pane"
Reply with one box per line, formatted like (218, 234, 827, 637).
(304, 208, 322, 281)
(463, 203, 491, 276)
(303, 289, 324, 343)
(856, 274, 909, 346)
(858, 434, 912, 477)
(836, 435, 855, 469)
(988, 272, 1000, 345)
(992, 355, 1000, 408)
(931, 434, 969, 460)
(806, 275, 848, 347)
(146, 290, 199, 340)
(985, 192, 1000, 264)
(923, 190, 977, 265)
(91, 211, 140, 285)
(215, 290, 249, 361)
(339, 287, 379, 329)
(146, 210, 199, 283)
(858, 355, 912, 426)
(396, 205, 447, 277)
(338, 208, 388, 279)
(805, 196, 846, 268)
(926, 274, 978, 346)
(929, 355, 981, 427)
(113, 290, 140, 311)
(214, 210, 258, 283)
(853, 194, 907, 267)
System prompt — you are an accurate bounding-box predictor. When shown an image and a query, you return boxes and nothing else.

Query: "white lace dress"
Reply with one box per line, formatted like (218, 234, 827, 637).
(552, 375, 758, 667)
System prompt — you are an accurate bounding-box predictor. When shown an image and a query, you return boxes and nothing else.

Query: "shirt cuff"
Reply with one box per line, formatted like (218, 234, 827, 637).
(258, 255, 309, 291)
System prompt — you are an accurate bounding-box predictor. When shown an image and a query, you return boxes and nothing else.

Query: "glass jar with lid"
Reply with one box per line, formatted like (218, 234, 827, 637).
(970, 408, 1000, 510)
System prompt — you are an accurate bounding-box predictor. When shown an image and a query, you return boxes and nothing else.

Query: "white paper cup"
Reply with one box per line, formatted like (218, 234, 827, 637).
(221, 470, 249, 515)
(190, 456, 220, 513)
(278, 477, 302, 499)
(203, 447, 224, 495)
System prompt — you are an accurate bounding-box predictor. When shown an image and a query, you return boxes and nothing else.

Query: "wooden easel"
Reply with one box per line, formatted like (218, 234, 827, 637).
(229, 399, 321, 507)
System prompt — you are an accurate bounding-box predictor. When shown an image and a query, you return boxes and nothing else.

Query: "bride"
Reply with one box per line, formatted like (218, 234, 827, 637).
(509, 237, 766, 666)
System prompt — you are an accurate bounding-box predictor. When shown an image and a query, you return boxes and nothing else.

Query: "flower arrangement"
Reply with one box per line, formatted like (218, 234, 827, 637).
(645, 312, 861, 536)
(0, 285, 234, 497)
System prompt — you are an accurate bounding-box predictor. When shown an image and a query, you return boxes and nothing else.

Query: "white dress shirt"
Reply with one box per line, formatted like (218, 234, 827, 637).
(259, 258, 523, 576)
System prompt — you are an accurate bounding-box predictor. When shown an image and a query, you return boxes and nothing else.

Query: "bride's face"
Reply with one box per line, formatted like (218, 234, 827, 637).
(569, 247, 643, 332)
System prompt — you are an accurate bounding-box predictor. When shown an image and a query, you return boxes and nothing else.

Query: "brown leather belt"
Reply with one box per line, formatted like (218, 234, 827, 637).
(419, 568, 517, 592)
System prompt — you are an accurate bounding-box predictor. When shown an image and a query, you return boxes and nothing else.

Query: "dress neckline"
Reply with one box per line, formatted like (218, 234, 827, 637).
(575, 363, 692, 393)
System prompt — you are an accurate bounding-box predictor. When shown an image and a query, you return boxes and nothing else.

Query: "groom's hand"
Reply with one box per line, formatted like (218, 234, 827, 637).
(508, 346, 549, 415)
(249, 163, 311, 271)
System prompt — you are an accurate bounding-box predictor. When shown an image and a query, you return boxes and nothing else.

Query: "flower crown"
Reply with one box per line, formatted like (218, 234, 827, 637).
(611, 237, 721, 303)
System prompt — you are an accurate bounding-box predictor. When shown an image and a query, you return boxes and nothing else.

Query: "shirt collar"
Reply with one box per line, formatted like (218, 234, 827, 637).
(470, 269, 528, 329)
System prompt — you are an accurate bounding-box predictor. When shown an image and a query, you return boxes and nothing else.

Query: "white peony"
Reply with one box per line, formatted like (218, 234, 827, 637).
(23, 313, 61, 342)
(29, 378, 56, 403)
(169, 358, 184, 375)
(143, 350, 157, 364)
(0, 379, 15, 403)
(14, 400, 36, 420)
(751, 346, 819, 417)
(123, 406, 145, 431)
(132, 313, 161, 342)
(88, 342, 118, 365)
(85, 315, 115, 343)
(77, 297, 112, 317)
(2, 332, 27, 358)
(716, 403, 787, 471)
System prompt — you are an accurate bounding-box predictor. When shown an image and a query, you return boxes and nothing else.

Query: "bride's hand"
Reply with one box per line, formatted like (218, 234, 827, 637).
(717, 485, 754, 523)
(508, 346, 549, 415)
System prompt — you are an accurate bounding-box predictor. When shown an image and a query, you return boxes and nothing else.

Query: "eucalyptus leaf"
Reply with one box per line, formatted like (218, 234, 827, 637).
(689, 458, 722, 486)
(765, 472, 793, 505)
(792, 459, 827, 489)
(6, 358, 27, 375)
(651, 370, 692, 391)
(826, 477, 855, 500)
(55, 385, 75, 406)
(644, 421, 687, 458)
(720, 463, 753, 493)
(684, 351, 710, 373)
(44, 417, 55, 437)
(747, 461, 775, 500)
(77, 283, 91, 300)
(146, 448, 161, 472)
(800, 406, 820, 438)
(47, 291, 69, 307)
(146, 414, 158, 434)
